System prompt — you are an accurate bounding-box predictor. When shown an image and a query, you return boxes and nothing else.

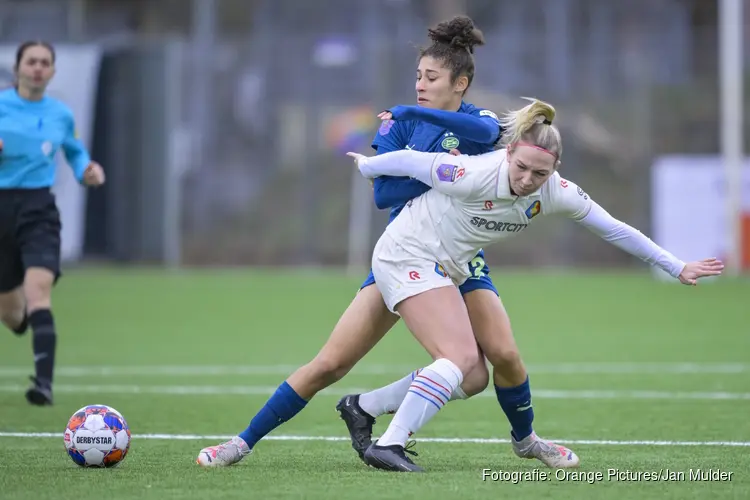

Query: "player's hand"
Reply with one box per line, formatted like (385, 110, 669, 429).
(346, 152, 373, 178)
(83, 161, 106, 187)
(377, 111, 393, 121)
(346, 151, 369, 168)
(449, 148, 461, 156)
(677, 258, 724, 285)
(346, 152, 366, 165)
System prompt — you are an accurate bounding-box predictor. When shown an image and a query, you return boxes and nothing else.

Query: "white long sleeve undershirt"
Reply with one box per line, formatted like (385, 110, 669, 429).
(575, 201, 686, 278)
(359, 150, 440, 185)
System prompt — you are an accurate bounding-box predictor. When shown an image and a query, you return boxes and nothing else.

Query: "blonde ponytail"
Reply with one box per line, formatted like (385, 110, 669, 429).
(499, 97, 562, 166)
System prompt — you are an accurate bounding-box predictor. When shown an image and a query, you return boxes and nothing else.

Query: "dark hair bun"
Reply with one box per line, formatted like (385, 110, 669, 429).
(427, 15, 485, 54)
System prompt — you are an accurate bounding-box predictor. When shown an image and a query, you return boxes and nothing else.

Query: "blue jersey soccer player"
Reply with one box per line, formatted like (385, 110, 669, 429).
(0, 41, 106, 406)
(197, 16, 575, 469)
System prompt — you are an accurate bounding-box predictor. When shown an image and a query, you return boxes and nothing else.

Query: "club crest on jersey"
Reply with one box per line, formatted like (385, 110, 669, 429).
(525, 200, 541, 219)
(434, 263, 448, 277)
(441, 135, 460, 150)
(436, 163, 464, 183)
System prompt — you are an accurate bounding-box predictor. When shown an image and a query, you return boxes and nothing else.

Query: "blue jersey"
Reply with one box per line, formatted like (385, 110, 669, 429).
(370, 101, 501, 222)
(0, 88, 90, 189)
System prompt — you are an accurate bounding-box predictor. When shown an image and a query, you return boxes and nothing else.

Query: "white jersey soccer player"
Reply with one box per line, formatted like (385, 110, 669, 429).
(353, 146, 684, 313)
(344, 98, 722, 473)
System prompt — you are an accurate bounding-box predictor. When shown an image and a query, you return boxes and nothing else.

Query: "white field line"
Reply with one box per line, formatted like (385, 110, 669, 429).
(0, 362, 748, 378)
(0, 431, 748, 447)
(0, 383, 749, 400)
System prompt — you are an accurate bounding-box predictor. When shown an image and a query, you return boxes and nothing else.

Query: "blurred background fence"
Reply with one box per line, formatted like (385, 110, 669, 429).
(0, 0, 747, 272)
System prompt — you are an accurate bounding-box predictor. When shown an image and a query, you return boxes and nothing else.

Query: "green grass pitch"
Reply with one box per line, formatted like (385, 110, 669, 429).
(0, 268, 748, 499)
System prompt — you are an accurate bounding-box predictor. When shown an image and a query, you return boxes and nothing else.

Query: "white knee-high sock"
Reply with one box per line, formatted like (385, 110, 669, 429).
(359, 367, 468, 418)
(377, 358, 464, 447)
(358, 370, 420, 417)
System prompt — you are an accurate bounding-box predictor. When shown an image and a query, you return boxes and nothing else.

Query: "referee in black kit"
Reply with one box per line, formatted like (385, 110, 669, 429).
(0, 41, 106, 405)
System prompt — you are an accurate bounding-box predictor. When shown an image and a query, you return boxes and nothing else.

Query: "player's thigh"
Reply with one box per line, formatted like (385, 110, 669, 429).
(312, 281, 398, 372)
(15, 190, 62, 293)
(371, 237, 477, 371)
(459, 252, 520, 364)
(462, 288, 522, 369)
(396, 285, 478, 374)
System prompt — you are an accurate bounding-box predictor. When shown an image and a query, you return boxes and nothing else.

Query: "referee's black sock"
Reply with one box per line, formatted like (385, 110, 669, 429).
(29, 309, 56, 388)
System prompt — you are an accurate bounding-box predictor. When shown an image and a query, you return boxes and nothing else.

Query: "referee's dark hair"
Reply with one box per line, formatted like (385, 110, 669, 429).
(14, 40, 56, 70)
(12, 41, 55, 90)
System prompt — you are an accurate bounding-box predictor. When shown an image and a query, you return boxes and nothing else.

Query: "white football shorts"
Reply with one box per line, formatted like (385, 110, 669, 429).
(371, 233, 456, 313)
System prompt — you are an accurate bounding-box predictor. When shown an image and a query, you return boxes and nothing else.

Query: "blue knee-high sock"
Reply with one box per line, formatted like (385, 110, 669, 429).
(494, 376, 534, 441)
(238, 381, 307, 449)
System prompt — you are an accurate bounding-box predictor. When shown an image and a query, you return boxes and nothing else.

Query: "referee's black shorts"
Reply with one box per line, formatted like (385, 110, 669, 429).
(0, 188, 62, 293)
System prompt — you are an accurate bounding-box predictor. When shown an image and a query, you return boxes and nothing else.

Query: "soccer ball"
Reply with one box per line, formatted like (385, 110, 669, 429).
(64, 405, 131, 467)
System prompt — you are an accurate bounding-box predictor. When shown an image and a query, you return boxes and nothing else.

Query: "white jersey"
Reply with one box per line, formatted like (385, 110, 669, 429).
(357, 147, 686, 312)
(381, 149, 592, 284)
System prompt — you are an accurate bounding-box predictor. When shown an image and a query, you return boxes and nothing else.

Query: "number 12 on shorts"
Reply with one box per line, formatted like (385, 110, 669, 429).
(469, 256, 486, 279)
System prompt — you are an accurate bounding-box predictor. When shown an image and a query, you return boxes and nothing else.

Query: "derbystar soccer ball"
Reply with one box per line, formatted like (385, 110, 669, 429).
(64, 405, 131, 467)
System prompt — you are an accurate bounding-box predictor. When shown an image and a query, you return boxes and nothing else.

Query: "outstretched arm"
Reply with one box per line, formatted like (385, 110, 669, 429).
(348, 149, 495, 200)
(353, 149, 443, 184)
(575, 202, 687, 278)
(575, 201, 723, 284)
(387, 105, 500, 144)
(549, 177, 723, 284)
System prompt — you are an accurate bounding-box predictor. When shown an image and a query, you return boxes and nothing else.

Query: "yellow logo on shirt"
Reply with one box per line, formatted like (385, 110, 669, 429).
(525, 200, 541, 219)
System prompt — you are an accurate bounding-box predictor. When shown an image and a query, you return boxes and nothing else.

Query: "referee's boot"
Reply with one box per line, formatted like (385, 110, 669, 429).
(25, 376, 53, 406)
(363, 440, 424, 472)
(336, 394, 375, 462)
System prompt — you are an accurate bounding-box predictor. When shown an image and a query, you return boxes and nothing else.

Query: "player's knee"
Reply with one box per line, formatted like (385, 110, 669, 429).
(442, 346, 481, 377)
(23, 269, 54, 310)
(486, 343, 523, 373)
(307, 354, 352, 386)
(461, 358, 490, 397)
